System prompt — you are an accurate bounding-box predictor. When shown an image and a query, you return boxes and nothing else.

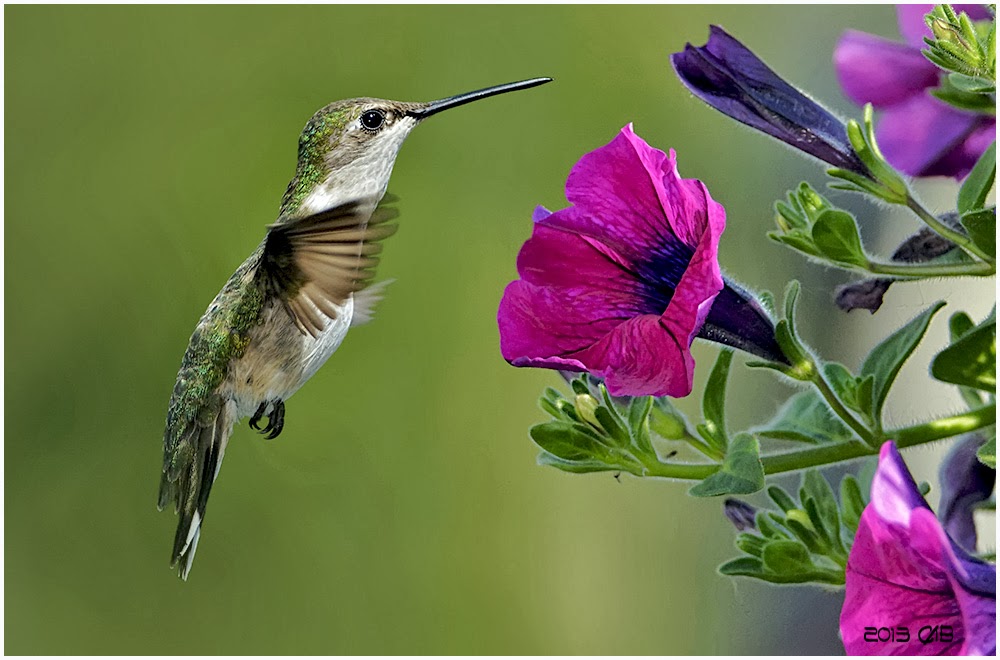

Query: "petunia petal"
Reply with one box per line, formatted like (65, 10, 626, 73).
(842, 509, 965, 655)
(869, 442, 930, 524)
(875, 94, 983, 177)
(834, 30, 939, 108)
(498, 223, 670, 374)
(543, 125, 698, 290)
(938, 434, 996, 553)
(841, 442, 997, 655)
(911, 510, 997, 655)
(569, 314, 695, 397)
(923, 116, 998, 179)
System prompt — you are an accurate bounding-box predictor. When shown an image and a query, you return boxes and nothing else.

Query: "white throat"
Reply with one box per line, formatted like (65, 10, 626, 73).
(299, 116, 417, 215)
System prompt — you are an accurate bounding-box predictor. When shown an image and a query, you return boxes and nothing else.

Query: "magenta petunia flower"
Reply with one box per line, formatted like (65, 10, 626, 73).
(834, 5, 996, 179)
(497, 125, 724, 397)
(841, 442, 996, 655)
(498, 125, 783, 398)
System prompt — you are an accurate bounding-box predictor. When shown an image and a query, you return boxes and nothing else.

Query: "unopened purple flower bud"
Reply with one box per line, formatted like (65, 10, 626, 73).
(671, 25, 869, 175)
(724, 498, 758, 531)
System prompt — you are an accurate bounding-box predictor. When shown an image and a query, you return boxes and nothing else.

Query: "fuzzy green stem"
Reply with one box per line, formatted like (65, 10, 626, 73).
(642, 404, 994, 480)
(809, 367, 878, 447)
(681, 432, 725, 462)
(906, 195, 995, 264)
(867, 260, 996, 278)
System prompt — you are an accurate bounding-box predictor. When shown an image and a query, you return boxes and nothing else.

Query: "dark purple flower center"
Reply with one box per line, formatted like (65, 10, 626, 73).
(635, 241, 696, 312)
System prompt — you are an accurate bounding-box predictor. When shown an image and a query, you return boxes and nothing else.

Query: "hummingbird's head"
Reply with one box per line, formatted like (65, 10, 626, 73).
(279, 78, 552, 218)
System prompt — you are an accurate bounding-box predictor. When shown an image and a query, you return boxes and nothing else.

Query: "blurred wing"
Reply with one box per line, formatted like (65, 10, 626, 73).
(260, 197, 398, 337)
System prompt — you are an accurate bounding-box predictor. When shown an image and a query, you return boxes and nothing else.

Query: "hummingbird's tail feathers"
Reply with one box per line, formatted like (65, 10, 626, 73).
(351, 279, 394, 326)
(160, 400, 234, 580)
(261, 197, 400, 338)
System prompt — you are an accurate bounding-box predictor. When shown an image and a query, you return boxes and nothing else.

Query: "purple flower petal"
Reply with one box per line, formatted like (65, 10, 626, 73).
(939, 434, 996, 554)
(497, 125, 727, 397)
(911, 511, 997, 656)
(841, 442, 997, 655)
(541, 124, 704, 284)
(834, 30, 939, 108)
(499, 224, 664, 373)
(875, 94, 986, 178)
(870, 441, 930, 521)
(923, 116, 998, 179)
(897, 4, 993, 49)
(671, 25, 868, 174)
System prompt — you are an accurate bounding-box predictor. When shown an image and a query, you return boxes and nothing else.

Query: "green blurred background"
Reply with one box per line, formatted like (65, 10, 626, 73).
(6, 5, 931, 654)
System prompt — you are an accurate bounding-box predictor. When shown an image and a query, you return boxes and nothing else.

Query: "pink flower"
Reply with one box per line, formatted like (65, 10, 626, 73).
(497, 125, 728, 397)
(841, 442, 996, 655)
(834, 5, 996, 178)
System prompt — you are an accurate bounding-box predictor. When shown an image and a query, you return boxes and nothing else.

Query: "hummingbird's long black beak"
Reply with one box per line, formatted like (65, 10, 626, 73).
(408, 77, 552, 119)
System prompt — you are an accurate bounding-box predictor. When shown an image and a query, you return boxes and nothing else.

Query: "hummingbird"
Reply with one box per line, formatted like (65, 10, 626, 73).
(158, 77, 551, 579)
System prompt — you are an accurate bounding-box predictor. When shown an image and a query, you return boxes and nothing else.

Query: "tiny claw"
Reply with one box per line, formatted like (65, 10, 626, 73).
(265, 400, 285, 440)
(249, 401, 268, 431)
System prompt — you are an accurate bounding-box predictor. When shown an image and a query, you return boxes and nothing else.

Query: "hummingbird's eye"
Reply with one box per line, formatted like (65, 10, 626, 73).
(360, 110, 386, 132)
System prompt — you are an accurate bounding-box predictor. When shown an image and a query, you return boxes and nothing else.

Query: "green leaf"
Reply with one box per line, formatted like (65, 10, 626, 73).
(958, 142, 996, 213)
(624, 396, 658, 462)
(735, 533, 766, 557)
(755, 391, 856, 444)
(594, 406, 630, 447)
(784, 514, 825, 555)
(627, 396, 653, 434)
(948, 72, 996, 93)
(801, 471, 844, 555)
(698, 349, 733, 453)
(784, 281, 800, 333)
(824, 362, 859, 411)
(951, 312, 976, 341)
(811, 210, 869, 267)
(860, 301, 946, 421)
(932, 320, 997, 392)
(530, 421, 610, 462)
(930, 85, 997, 112)
(977, 436, 996, 468)
(760, 540, 844, 584)
(649, 398, 689, 440)
(761, 539, 814, 574)
(536, 451, 619, 474)
(839, 475, 867, 535)
(757, 512, 790, 540)
(758, 290, 777, 318)
(960, 208, 996, 258)
(772, 321, 802, 373)
(718, 556, 765, 578)
(948, 312, 989, 408)
(856, 375, 875, 422)
(767, 486, 797, 513)
(768, 231, 823, 258)
(538, 396, 563, 420)
(689, 433, 765, 497)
